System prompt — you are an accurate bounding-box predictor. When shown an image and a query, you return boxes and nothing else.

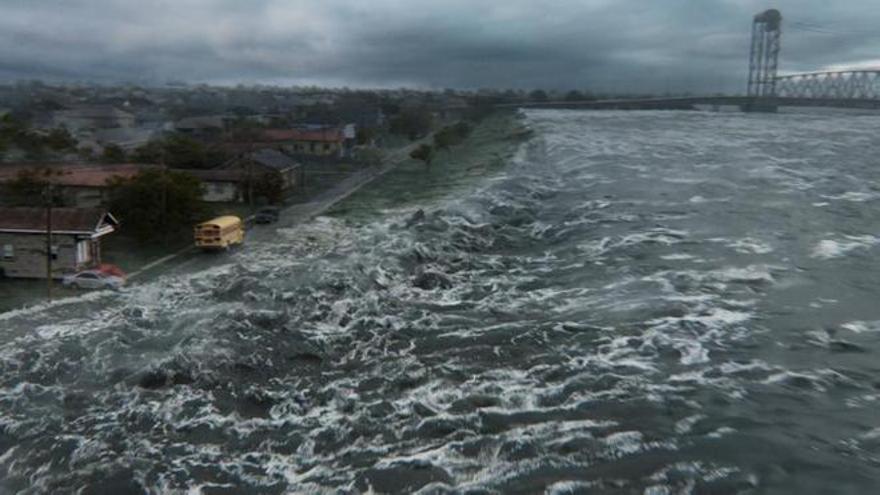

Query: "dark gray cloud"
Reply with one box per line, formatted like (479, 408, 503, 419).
(2, 0, 879, 93)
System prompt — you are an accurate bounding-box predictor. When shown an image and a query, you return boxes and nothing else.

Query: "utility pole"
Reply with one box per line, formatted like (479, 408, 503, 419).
(160, 146, 169, 247)
(247, 131, 255, 209)
(45, 180, 54, 301)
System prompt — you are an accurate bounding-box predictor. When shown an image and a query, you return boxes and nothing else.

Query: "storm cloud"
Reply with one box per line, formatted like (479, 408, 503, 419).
(2, 0, 880, 93)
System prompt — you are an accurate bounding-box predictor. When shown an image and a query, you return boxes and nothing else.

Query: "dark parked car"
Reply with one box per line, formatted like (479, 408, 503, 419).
(254, 207, 280, 224)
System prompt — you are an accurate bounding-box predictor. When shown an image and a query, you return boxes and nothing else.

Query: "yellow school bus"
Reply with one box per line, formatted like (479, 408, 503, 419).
(194, 216, 245, 250)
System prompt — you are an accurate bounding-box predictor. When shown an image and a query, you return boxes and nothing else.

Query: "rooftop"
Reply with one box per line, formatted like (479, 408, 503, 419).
(0, 207, 119, 235)
(0, 163, 154, 188)
(248, 148, 300, 171)
(55, 105, 135, 120)
(261, 128, 344, 143)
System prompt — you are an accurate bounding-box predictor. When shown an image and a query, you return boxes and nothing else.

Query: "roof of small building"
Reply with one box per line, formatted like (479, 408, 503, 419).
(175, 115, 230, 130)
(0, 207, 119, 235)
(55, 105, 135, 120)
(0, 163, 154, 188)
(261, 128, 344, 143)
(248, 148, 300, 172)
(181, 168, 243, 182)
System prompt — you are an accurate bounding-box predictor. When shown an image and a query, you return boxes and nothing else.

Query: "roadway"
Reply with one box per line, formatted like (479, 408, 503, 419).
(127, 141, 422, 283)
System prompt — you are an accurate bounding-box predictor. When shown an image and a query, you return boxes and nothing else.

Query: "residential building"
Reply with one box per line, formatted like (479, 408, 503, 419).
(184, 169, 244, 203)
(0, 164, 148, 208)
(0, 207, 119, 279)
(223, 148, 302, 196)
(174, 115, 232, 136)
(261, 127, 346, 157)
(52, 105, 136, 131)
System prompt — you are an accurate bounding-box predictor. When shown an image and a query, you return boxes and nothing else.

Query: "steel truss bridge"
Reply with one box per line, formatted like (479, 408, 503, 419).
(775, 70, 880, 100)
(507, 70, 880, 113)
(505, 95, 880, 112)
(506, 10, 880, 112)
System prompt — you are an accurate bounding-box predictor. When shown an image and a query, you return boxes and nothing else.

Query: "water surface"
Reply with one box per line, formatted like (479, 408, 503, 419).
(2, 109, 880, 494)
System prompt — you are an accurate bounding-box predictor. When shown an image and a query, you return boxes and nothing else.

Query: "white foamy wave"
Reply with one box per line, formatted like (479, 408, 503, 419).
(660, 253, 696, 261)
(811, 235, 880, 259)
(725, 238, 774, 255)
(841, 321, 880, 333)
(821, 191, 878, 202)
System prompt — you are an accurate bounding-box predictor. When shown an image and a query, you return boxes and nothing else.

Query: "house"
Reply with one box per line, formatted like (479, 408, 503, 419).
(52, 105, 136, 131)
(0, 163, 257, 205)
(183, 169, 244, 203)
(0, 207, 119, 279)
(223, 148, 302, 196)
(0, 163, 150, 208)
(91, 127, 159, 151)
(261, 127, 346, 157)
(174, 115, 232, 137)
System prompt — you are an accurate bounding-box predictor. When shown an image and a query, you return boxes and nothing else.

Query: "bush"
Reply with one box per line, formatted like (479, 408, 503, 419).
(410, 144, 434, 167)
(390, 106, 434, 141)
(131, 135, 228, 169)
(1, 168, 64, 206)
(529, 89, 549, 101)
(0, 116, 78, 158)
(433, 122, 473, 152)
(101, 144, 127, 163)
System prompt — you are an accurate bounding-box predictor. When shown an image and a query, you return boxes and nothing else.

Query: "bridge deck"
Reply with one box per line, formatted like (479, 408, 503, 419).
(500, 96, 880, 111)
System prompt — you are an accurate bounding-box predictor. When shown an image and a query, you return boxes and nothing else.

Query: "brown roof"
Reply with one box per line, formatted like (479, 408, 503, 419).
(0, 164, 156, 188)
(261, 128, 344, 143)
(0, 207, 119, 234)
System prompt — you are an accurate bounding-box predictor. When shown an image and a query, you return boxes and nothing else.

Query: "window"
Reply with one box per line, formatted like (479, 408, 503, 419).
(323, 143, 330, 151)
(2, 244, 13, 260)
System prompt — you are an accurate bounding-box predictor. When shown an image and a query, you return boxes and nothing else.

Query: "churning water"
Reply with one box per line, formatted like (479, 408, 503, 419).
(3, 109, 880, 494)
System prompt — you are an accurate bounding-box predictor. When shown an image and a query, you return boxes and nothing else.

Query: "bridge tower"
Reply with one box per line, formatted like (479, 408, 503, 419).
(747, 9, 782, 106)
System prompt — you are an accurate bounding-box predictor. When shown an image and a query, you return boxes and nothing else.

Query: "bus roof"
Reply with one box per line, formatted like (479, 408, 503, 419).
(197, 216, 242, 229)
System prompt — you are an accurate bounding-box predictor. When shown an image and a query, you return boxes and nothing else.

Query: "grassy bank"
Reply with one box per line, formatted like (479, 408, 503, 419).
(326, 111, 524, 220)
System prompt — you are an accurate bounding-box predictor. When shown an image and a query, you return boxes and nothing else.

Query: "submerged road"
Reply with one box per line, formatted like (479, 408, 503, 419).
(128, 141, 422, 281)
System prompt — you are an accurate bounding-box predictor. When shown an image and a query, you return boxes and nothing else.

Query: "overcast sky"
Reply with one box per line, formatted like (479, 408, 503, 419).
(2, 0, 880, 93)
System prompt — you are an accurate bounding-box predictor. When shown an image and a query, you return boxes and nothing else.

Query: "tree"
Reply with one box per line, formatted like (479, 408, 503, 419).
(410, 144, 434, 168)
(389, 106, 434, 141)
(529, 89, 549, 101)
(162, 135, 210, 169)
(106, 169, 206, 244)
(131, 140, 164, 164)
(1, 168, 63, 206)
(101, 144, 127, 163)
(78, 146, 96, 161)
(130, 135, 227, 169)
(565, 90, 586, 102)
(433, 127, 457, 152)
(355, 126, 377, 146)
(433, 122, 473, 152)
(0, 116, 78, 159)
(44, 127, 77, 151)
(251, 173, 283, 205)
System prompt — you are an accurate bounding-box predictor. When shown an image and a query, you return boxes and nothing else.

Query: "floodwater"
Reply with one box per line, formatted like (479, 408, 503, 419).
(2, 109, 880, 494)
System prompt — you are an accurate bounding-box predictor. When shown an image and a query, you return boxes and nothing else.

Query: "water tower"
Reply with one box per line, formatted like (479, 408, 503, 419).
(747, 9, 782, 98)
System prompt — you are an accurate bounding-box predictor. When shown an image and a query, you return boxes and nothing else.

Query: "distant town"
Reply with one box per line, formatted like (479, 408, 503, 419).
(0, 81, 579, 300)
